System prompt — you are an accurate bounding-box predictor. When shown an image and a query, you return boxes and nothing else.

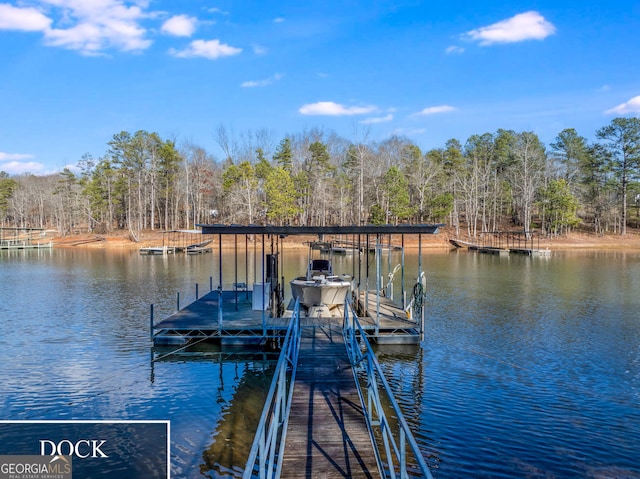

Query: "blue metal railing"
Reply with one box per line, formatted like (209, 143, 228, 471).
(343, 298, 434, 479)
(243, 298, 301, 479)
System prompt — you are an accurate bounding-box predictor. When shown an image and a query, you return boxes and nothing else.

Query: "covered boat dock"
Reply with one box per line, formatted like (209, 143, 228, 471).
(151, 224, 443, 347)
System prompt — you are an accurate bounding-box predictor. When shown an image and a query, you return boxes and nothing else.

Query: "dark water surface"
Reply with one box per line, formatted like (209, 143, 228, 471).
(1, 247, 639, 478)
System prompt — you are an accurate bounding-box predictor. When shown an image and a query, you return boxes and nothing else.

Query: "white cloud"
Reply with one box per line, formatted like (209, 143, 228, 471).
(361, 114, 393, 124)
(299, 101, 376, 116)
(394, 128, 427, 136)
(0, 152, 35, 161)
(252, 43, 267, 55)
(465, 11, 556, 46)
(415, 105, 456, 116)
(605, 96, 640, 115)
(445, 45, 465, 55)
(161, 14, 197, 37)
(241, 73, 284, 88)
(273, 17, 285, 23)
(0, 1, 241, 57)
(169, 39, 242, 59)
(207, 7, 229, 15)
(0, 4, 51, 31)
(0, 159, 45, 175)
(38, 0, 152, 54)
(0, 1, 163, 54)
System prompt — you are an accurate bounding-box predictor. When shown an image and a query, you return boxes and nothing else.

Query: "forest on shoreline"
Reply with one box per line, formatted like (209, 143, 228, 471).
(1, 117, 640, 243)
(48, 226, 640, 251)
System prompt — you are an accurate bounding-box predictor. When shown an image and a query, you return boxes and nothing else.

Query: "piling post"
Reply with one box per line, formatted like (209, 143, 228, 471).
(196, 283, 199, 300)
(177, 292, 180, 311)
(150, 304, 154, 341)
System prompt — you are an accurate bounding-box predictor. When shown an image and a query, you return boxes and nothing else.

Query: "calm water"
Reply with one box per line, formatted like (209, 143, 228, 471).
(1, 247, 639, 478)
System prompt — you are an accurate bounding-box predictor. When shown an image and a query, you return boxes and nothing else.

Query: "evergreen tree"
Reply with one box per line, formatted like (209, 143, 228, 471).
(273, 137, 293, 172)
(537, 179, 580, 235)
(0, 172, 17, 222)
(596, 117, 640, 234)
(265, 167, 299, 225)
(381, 166, 414, 223)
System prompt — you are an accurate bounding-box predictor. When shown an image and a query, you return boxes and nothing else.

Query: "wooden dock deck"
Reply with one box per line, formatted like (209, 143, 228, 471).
(152, 289, 423, 346)
(280, 320, 379, 478)
(358, 291, 422, 344)
(152, 290, 289, 344)
(450, 235, 551, 257)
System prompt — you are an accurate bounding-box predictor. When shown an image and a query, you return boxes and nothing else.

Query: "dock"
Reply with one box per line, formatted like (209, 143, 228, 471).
(0, 227, 52, 250)
(280, 320, 379, 477)
(152, 289, 288, 345)
(450, 231, 551, 257)
(139, 230, 213, 255)
(149, 224, 442, 477)
(152, 289, 423, 346)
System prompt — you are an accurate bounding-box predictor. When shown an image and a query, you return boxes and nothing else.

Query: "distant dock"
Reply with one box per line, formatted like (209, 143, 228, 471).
(0, 227, 52, 250)
(450, 230, 551, 256)
(139, 230, 213, 255)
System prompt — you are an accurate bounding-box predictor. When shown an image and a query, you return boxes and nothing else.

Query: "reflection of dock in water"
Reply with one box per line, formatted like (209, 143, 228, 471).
(201, 362, 274, 476)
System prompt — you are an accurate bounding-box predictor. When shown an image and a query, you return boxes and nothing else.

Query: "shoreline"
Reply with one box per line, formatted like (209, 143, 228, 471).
(48, 227, 640, 252)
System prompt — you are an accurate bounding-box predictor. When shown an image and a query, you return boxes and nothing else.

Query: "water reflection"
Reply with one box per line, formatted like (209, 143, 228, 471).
(1, 247, 640, 478)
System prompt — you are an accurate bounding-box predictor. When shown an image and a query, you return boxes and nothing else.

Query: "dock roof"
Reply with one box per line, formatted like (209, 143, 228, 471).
(196, 224, 444, 235)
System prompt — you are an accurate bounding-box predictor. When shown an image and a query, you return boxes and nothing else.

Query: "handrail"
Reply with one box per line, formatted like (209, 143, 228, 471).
(243, 298, 301, 479)
(343, 298, 433, 479)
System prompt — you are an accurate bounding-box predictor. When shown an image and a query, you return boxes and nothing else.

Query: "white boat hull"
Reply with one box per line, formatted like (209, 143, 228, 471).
(290, 276, 351, 309)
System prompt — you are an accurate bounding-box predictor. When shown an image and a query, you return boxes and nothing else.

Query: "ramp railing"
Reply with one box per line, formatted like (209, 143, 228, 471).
(343, 298, 434, 479)
(243, 298, 301, 479)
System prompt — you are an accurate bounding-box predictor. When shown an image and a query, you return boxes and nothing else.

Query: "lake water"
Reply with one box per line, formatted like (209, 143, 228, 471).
(1, 246, 639, 478)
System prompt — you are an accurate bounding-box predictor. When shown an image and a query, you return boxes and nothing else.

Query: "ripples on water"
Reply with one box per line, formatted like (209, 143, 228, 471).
(1, 248, 639, 478)
(379, 251, 640, 478)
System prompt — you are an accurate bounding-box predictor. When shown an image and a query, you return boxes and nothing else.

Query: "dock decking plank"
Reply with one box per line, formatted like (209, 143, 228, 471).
(280, 324, 379, 479)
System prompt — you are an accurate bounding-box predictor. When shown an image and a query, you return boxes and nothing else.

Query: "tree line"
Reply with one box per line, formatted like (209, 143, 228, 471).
(1, 118, 639, 239)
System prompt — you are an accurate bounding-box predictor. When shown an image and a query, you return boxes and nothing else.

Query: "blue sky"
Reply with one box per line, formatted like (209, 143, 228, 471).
(1, 0, 639, 175)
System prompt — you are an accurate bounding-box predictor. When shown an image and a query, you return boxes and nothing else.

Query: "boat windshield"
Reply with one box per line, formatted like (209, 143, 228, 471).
(310, 259, 332, 275)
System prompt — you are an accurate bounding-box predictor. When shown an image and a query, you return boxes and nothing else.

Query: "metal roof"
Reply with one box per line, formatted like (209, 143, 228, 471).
(196, 224, 444, 235)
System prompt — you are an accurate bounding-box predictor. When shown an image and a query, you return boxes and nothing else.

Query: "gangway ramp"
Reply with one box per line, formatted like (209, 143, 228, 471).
(243, 307, 434, 478)
(280, 319, 379, 478)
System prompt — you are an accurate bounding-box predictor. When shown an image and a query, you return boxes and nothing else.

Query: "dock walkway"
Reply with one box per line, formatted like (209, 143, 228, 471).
(280, 320, 379, 478)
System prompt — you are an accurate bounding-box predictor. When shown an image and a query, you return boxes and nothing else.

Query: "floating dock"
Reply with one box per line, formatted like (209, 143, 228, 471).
(0, 227, 52, 250)
(150, 224, 442, 347)
(152, 289, 423, 346)
(450, 231, 551, 257)
(139, 230, 213, 255)
(152, 290, 288, 346)
(150, 224, 441, 478)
